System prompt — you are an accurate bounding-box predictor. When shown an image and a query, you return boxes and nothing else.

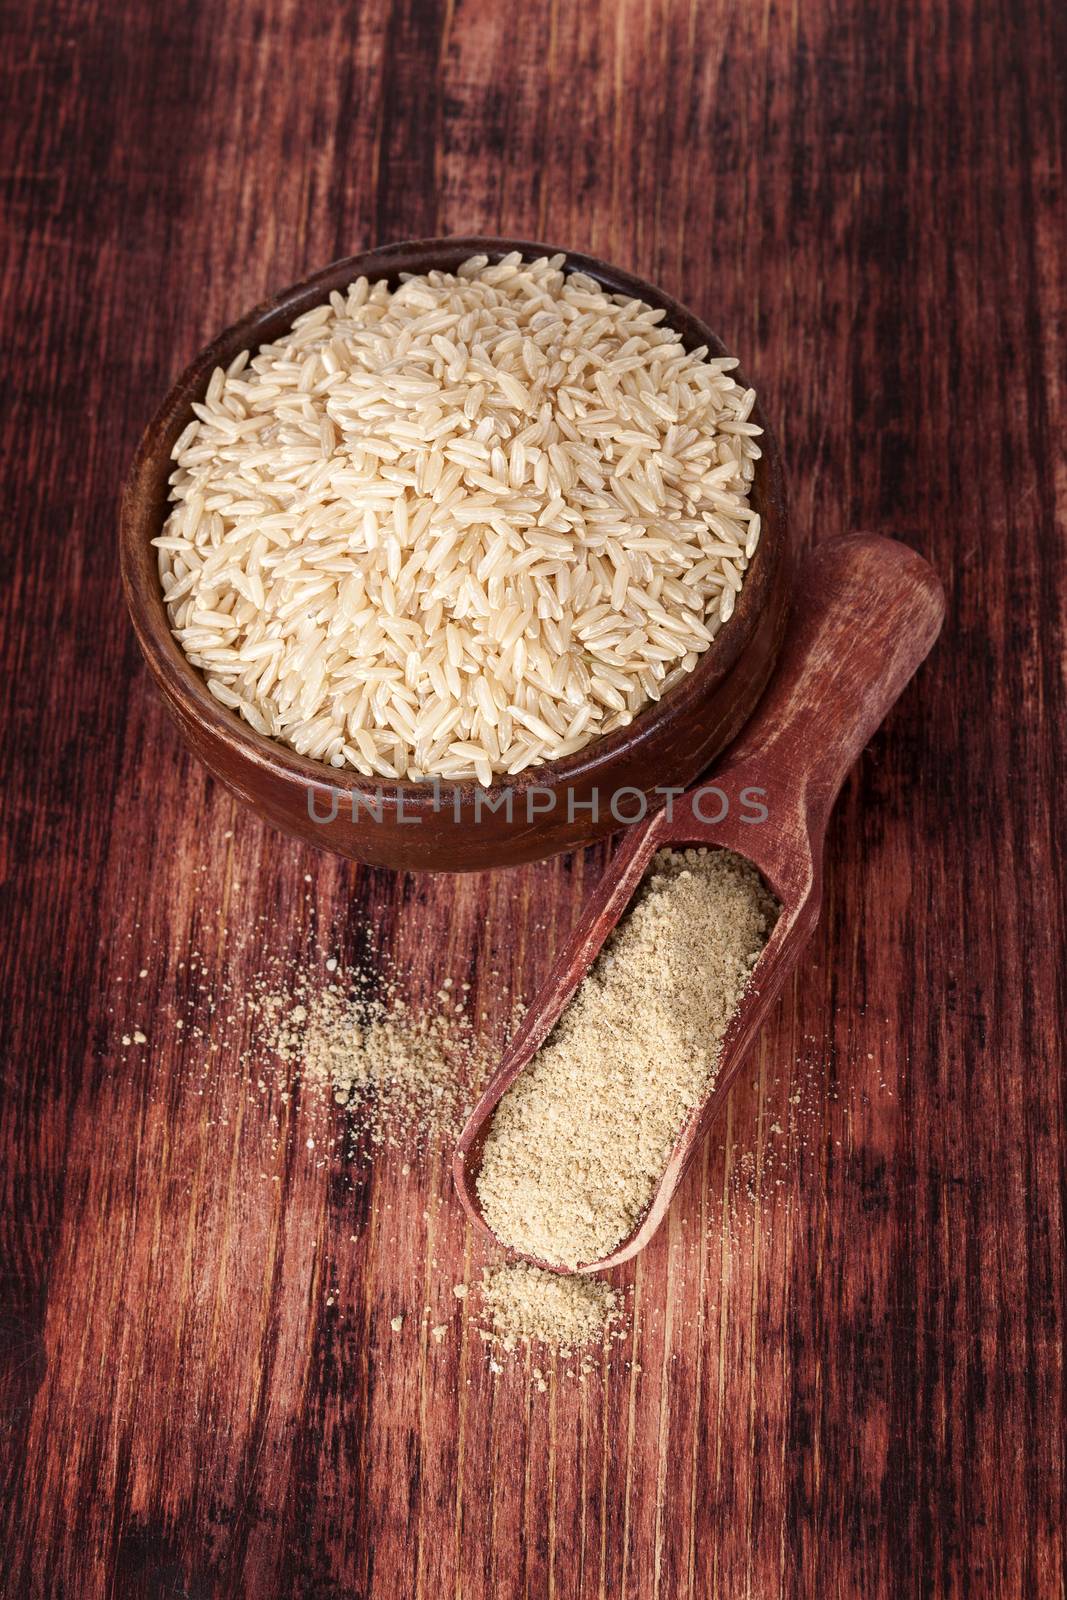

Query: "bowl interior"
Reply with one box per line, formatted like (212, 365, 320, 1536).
(121, 236, 787, 809)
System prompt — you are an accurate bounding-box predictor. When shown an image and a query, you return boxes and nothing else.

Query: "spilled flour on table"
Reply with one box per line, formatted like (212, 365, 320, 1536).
(110, 906, 635, 1389)
(473, 1263, 630, 1381)
(260, 972, 493, 1149)
(109, 920, 510, 1162)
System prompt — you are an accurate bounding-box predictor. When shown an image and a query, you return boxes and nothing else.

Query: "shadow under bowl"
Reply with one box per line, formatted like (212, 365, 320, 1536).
(120, 236, 790, 872)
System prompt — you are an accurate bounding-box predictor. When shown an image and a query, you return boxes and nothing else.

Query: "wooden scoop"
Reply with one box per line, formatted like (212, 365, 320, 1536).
(453, 534, 945, 1273)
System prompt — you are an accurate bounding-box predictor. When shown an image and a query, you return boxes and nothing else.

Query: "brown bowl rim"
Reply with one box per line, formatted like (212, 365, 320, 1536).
(119, 235, 786, 812)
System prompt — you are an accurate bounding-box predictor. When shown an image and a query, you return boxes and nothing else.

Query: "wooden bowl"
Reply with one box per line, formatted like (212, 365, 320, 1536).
(120, 237, 789, 871)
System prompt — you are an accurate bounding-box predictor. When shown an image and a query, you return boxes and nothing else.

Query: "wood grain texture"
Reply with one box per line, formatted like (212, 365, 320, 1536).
(1, 1, 1064, 1596)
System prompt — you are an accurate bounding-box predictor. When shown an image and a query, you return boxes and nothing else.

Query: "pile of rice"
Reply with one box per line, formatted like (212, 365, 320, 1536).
(157, 252, 763, 784)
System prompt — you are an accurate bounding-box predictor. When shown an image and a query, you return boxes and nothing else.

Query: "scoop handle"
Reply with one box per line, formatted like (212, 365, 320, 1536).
(697, 534, 944, 844)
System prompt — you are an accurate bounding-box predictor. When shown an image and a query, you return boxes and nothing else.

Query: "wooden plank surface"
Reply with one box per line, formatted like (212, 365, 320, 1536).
(2, 1, 1064, 1595)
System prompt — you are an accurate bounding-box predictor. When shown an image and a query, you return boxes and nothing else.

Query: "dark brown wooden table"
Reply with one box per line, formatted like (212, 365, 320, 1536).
(2, 2, 1064, 1596)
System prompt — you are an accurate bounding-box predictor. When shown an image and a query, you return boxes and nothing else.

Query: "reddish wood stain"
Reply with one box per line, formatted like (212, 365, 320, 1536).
(1, 1, 1064, 1596)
